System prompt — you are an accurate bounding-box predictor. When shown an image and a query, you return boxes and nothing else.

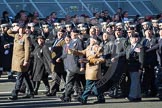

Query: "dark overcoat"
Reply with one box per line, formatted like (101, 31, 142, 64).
(0, 33, 14, 70)
(32, 45, 52, 81)
(51, 38, 65, 73)
(126, 43, 144, 72)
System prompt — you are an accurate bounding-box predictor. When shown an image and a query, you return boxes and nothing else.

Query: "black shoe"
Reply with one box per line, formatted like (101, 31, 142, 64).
(8, 75, 15, 80)
(8, 96, 18, 100)
(60, 93, 65, 100)
(46, 92, 56, 96)
(60, 88, 65, 92)
(93, 99, 105, 104)
(60, 96, 65, 101)
(159, 98, 162, 101)
(34, 91, 38, 95)
(136, 98, 142, 101)
(22, 94, 34, 99)
(46, 92, 52, 96)
(60, 97, 71, 102)
(77, 97, 87, 104)
(64, 98, 71, 102)
(141, 92, 149, 97)
(108, 93, 119, 98)
(19, 89, 26, 94)
(148, 92, 157, 97)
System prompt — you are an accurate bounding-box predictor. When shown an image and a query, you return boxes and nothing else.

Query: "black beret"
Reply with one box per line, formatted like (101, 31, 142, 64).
(58, 28, 66, 33)
(131, 33, 139, 38)
(37, 35, 45, 40)
(71, 29, 80, 33)
(145, 26, 152, 31)
(65, 35, 71, 38)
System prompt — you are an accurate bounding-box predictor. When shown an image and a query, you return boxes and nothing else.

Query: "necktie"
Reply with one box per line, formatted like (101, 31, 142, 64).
(131, 45, 134, 51)
(65, 44, 69, 53)
(130, 45, 134, 53)
(131, 45, 134, 49)
(53, 39, 59, 47)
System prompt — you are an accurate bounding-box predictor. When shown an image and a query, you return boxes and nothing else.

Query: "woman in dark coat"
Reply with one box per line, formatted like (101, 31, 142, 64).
(32, 35, 52, 96)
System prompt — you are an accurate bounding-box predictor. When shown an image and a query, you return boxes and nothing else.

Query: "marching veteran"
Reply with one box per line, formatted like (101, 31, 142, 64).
(7, 23, 34, 100)
(68, 36, 105, 104)
(126, 33, 144, 102)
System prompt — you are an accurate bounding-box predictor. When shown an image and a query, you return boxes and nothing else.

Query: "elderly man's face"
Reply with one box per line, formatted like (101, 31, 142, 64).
(89, 28, 96, 36)
(65, 36, 71, 44)
(102, 33, 109, 41)
(71, 32, 78, 39)
(57, 31, 64, 39)
(95, 27, 100, 35)
(66, 26, 72, 31)
(145, 30, 152, 38)
(43, 26, 49, 32)
(30, 26, 35, 32)
(130, 37, 138, 44)
(115, 29, 123, 38)
(37, 38, 44, 45)
(143, 24, 149, 29)
(152, 22, 158, 27)
(127, 30, 133, 37)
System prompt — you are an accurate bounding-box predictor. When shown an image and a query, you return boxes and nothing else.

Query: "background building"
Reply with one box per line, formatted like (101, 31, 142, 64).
(0, 0, 161, 18)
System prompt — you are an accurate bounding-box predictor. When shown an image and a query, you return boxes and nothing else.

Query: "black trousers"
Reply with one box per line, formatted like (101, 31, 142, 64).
(142, 65, 157, 95)
(19, 61, 35, 93)
(12, 72, 34, 97)
(34, 77, 50, 92)
(99, 59, 127, 94)
(50, 72, 66, 93)
(64, 72, 80, 99)
(155, 67, 162, 99)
